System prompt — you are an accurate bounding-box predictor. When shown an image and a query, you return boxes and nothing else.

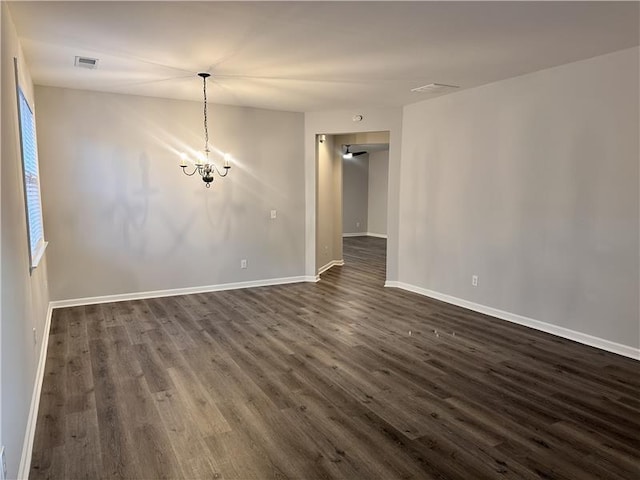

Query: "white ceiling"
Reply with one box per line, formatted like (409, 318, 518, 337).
(8, 1, 639, 112)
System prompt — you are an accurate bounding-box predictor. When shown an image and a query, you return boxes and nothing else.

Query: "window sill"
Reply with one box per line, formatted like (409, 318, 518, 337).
(30, 241, 48, 274)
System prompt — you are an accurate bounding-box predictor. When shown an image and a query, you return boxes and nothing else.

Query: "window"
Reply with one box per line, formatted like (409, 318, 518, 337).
(17, 85, 47, 271)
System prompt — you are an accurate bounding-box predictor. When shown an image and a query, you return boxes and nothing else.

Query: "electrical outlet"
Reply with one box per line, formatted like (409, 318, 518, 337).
(33, 327, 37, 345)
(356, 222, 360, 228)
(270, 209, 277, 219)
(1, 445, 7, 480)
(472, 275, 479, 287)
(240, 259, 247, 269)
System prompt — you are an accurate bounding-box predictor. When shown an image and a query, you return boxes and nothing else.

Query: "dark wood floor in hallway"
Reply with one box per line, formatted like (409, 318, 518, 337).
(31, 236, 639, 479)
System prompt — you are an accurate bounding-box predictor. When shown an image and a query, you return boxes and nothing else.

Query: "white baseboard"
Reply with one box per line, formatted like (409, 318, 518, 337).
(366, 232, 387, 239)
(342, 232, 367, 237)
(385, 281, 639, 360)
(50, 275, 314, 309)
(18, 303, 54, 479)
(318, 259, 345, 275)
(343, 232, 387, 239)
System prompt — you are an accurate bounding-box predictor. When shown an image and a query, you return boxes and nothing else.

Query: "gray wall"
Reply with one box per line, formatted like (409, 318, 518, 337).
(35, 86, 306, 301)
(367, 149, 389, 236)
(316, 135, 343, 271)
(399, 47, 639, 349)
(342, 154, 369, 235)
(342, 145, 388, 237)
(1, 5, 51, 477)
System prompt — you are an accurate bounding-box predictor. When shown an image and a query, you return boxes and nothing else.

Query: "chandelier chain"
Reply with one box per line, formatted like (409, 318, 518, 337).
(202, 75, 209, 153)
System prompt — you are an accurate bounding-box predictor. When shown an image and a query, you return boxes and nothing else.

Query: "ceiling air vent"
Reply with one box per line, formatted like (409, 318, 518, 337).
(411, 83, 459, 93)
(74, 56, 99, 69)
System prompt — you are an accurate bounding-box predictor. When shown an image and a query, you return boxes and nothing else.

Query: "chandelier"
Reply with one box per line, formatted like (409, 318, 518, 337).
(179, 72, 231, 188)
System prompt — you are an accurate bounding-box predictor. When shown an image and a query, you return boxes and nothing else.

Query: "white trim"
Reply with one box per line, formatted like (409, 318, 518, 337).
(366, 232, 387, 239)
(385, 281, 639, 360)
(50, 276, 312, 309)
(29, 241, 48, 272)
(18, 303, 54, 479)
(342, 232, 388, 239)
(304, 275, 320, 283)
(317, 260, 344, 275)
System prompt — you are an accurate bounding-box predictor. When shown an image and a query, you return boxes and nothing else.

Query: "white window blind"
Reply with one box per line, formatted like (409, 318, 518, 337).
(17, 87, 46, 270)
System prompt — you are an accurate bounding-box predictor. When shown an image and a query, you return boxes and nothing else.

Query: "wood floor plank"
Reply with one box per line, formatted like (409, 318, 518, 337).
(64, 409, 103, 479)
(151, 385, 222, 479)
(30, 330, 68, 477)
(204, 429, 287, 480)
(30, 237, 640, 479)
(165, 365, 232, 435)
(88, 337, 143, 480)
(131, 342, 174, 393)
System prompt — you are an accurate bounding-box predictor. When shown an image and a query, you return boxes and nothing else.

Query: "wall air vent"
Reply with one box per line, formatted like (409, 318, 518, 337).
(411, 83, 459, 93)
(74, 56, 99, 69)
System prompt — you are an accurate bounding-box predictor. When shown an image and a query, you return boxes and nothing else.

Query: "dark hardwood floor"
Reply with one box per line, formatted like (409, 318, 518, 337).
(31, 237, 639, 479)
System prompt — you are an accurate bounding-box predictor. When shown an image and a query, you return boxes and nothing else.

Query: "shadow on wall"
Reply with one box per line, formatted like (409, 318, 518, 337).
(63, 147, 157, 295)
(41, 87, 305, 300)
(102, 149, 156, 257)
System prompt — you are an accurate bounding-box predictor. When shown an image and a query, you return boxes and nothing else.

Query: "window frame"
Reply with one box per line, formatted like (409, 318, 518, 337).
(14, 57, 47, 272)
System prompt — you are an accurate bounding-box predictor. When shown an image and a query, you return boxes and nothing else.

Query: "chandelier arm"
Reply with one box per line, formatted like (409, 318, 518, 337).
(180, 166, 200, 177)
(211, 163, 231, 177)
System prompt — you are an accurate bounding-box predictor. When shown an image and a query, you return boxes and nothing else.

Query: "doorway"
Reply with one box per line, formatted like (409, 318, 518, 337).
(315, 131, 390, 280)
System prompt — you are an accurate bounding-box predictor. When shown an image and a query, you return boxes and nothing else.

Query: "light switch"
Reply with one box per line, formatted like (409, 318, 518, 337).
(270, 210, 277, 219)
